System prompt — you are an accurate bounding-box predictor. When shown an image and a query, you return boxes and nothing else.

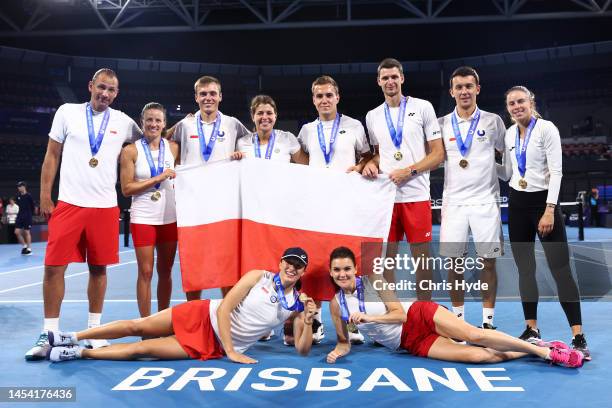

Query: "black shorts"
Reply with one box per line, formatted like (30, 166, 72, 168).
(15, 217, 32, 230)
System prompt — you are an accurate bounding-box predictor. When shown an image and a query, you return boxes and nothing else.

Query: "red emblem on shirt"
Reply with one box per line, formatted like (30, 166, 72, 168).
(190, 135, 198, 139)
(110, 130, 117, 135)
(261, 287, 269, 294)
(449, 137, 456, 141)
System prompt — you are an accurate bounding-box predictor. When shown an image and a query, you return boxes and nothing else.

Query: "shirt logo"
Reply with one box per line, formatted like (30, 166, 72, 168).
(218, 130, 225, 137)
(339, 130, 346, 134)
(477, 130, 485, 136)
(407, 112, 415, 116)
(110, 130, 117, 135)
(190, 135, 198, 139)
(269, 295, 278, 303)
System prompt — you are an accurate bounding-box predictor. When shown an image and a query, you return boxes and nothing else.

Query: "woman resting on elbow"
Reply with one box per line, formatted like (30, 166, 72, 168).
(326, 246, 583, 368)
(43, 247, 316, 363)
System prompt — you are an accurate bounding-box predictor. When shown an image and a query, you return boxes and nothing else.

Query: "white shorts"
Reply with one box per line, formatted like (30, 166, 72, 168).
(439, 202, 503, 258)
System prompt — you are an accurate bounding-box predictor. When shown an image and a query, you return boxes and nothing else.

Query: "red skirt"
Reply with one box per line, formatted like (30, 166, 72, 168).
(172, 299, 225, 361)
(399, 301, 440, 357)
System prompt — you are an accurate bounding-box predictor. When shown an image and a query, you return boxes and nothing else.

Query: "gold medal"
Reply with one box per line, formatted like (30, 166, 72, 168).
(394, 151, 403, 161)
(459, 159, 468, 168)
(151, 190, 162, 201)
(519, 178, 528, 189)
(89, 157, 98, 168)
(347, 322, 358, 332)
(299, 293, 308, 303)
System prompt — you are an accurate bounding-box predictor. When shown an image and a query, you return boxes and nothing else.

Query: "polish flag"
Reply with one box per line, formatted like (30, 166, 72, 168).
(174, 159, 395, 299)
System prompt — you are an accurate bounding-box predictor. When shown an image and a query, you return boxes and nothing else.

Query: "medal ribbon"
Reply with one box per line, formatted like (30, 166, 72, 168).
(273, 274, 304, 312)
(339, 277, 366, 322)
(86, 103, 110, 157)
(316, 114, 342, 165)
(141, 138, 165, 189)
(451, 108, 481, 157)
(254, 130, 276, 159)
(514, 117, 537, 178)
(196, 111, 222, 162)
(383, 96, 407, 150)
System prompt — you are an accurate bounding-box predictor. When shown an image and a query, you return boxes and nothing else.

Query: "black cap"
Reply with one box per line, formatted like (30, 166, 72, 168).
(281, 247, 308, 267)
(16, 181, 26, 187)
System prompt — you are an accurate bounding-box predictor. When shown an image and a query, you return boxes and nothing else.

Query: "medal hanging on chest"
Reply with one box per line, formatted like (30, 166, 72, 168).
(85, 103, 110, 168)
(451, 108, 481, 169)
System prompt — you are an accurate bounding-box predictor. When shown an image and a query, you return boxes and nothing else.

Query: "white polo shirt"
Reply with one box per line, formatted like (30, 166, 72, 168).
(173, 111, 249, 165)
(502, 118, 563, 204)
(439, 107, 506, 205)
(48, 103, 141, 208)
(366, 96, 441, 203)
(237, 130, 301, 162)
(298, 114, 370, 171)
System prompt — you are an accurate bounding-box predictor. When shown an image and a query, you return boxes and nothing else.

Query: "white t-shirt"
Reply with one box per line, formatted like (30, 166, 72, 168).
(501, 118, 563, 204)
(5, 203, 19, 224)
(334, 279, 412, 351)
(298, 114, 370, 171)
(208, 271, 296, 353)
(439, 108, 506, 205)
(48, 103, 141, 208)
(366, 97, 441, 203)
(237, 130, 301, 162)
(173, 111, 249, 165)
(130, 138, 176, 225)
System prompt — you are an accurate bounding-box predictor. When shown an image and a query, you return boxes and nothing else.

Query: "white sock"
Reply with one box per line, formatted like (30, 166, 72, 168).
(88, 313, 102, 328)
(23, 244, 28, 248)
(452, 305, 465, 321)
(75, 347, 84, 358)
(314, 307, 322, 323)
(483, 308, 495, 325)
(43, 318, 59, 332)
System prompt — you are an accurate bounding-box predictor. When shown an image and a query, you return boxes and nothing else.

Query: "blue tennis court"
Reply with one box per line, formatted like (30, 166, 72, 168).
(1, 225, 610, 407)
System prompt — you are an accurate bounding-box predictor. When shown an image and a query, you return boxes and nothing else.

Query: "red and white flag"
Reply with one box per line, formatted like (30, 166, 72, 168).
(175, 159, 395, 299)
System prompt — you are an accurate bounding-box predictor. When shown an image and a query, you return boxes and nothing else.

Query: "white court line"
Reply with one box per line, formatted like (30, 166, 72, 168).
(3, 296, 611, 304)
(0, 299, 203, 304)
(0, 260, 137, 294)
(568, 243, 612, 253)
(0, 250, 137, 277)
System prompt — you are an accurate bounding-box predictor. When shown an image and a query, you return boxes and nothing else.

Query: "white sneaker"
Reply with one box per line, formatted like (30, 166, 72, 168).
(348, 326, 365, 345)
(259, 329, 274, 342)
(312, 321, 325, 344)
(83, 338, 110, 349)
(48, 330, 78, 346)
(25, 332, 50, 361)
(49, 346, 82, 362)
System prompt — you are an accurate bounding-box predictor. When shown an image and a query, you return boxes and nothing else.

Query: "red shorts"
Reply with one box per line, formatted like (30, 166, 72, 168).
(399, 301, 440, 357)
(45, 201, 119, 266)
(131, 222, 178, 248)
(172, 299, 225, 361)
(387, 201, 432, 243)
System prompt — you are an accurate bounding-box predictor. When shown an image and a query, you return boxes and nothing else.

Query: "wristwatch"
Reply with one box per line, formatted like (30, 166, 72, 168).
(409, 167, 418, 177)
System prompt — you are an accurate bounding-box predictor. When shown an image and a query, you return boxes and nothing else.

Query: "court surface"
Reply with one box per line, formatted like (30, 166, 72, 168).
(1, 226, 610, 407)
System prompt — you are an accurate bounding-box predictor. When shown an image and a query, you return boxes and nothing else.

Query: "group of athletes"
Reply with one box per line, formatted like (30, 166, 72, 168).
(24, 57, 589, 369)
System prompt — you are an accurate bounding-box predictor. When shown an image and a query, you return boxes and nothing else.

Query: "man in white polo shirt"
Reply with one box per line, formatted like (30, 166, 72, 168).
(297, 75, 371, 344)
(363, 58, 444, 301)
(298, 75, 371, 172)
(438, 66, 506, 329)
(172, 75, 249, 301)
(25, 68, 141, 360)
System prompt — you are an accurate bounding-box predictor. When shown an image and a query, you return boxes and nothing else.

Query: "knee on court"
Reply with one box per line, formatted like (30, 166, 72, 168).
(464, 326, 486, 345)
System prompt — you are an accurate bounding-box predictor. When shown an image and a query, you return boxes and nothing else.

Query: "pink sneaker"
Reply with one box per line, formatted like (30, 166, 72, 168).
(549, 348, 584, 368)
(536, 339, 570, 351)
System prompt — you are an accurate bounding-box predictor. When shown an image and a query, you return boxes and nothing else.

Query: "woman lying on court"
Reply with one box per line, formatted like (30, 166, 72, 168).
(44, 247, 316, 363)
(325, 246, 584, 368)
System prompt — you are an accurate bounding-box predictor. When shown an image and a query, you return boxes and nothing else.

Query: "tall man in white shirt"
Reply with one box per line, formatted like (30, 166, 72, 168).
(297, 75, 371, 343)
(172, 76, 249, 301)
(363, 58, 444, 301)
(26, 68, 141, 360)
(438, 66, 506, 329)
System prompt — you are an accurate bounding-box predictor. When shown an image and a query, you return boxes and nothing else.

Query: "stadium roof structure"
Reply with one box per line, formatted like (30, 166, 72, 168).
(0, 0, 611, 36)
